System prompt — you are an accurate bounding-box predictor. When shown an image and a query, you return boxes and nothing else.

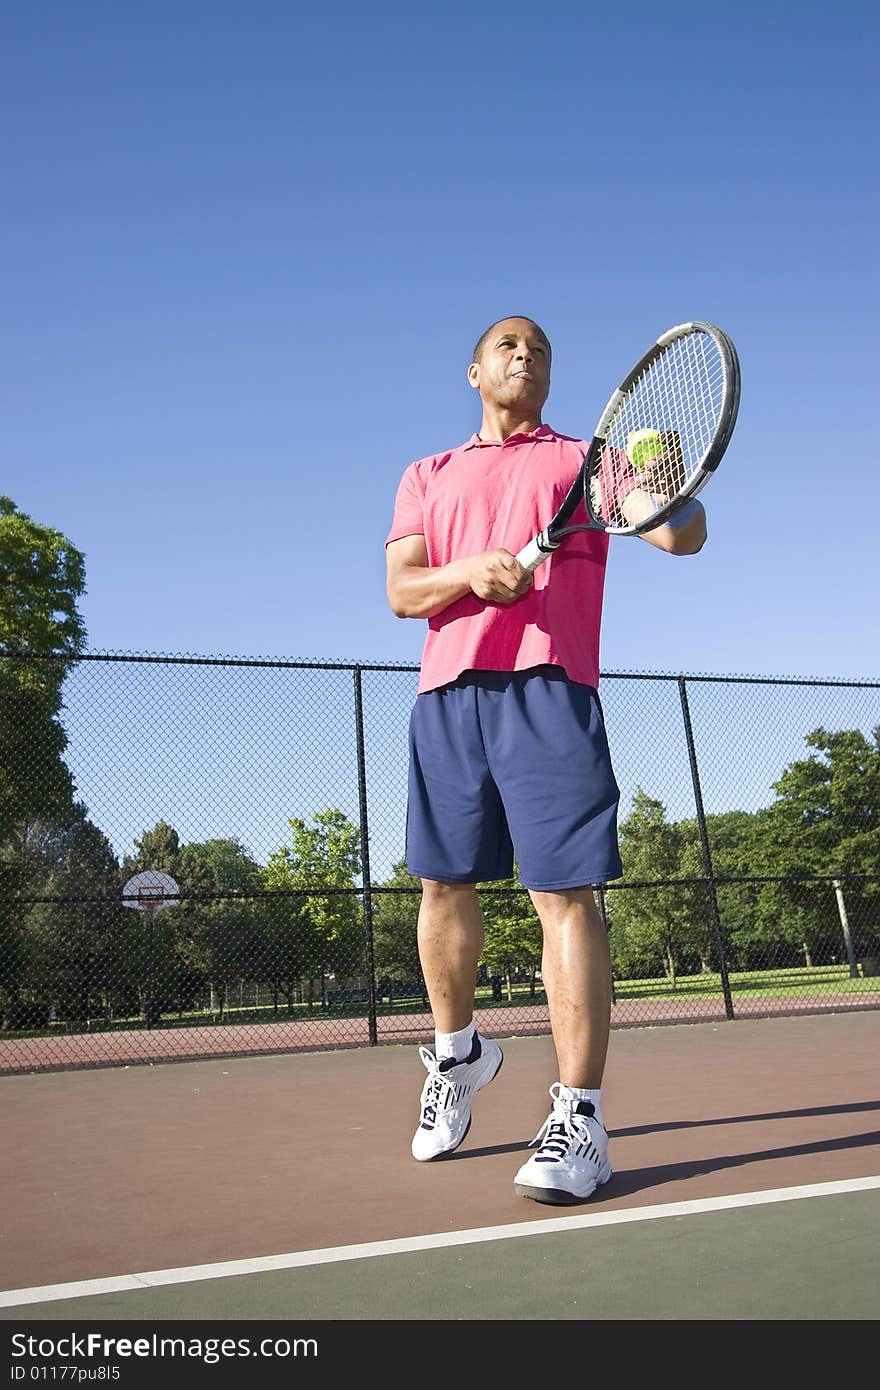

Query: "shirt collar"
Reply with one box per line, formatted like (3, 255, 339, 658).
(462, 423, 559, 451)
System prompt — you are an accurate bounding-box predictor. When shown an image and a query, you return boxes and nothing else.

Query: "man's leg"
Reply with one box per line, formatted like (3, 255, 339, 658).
(410, 878, 503, 1161)
(529, 886, 612, 1088)
(512, 886, 613, 1204)
(417, 879, 483, 1031)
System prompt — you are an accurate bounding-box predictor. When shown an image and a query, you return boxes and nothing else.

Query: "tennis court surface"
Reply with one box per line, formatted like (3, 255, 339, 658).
(1, 1011, 877, 1344)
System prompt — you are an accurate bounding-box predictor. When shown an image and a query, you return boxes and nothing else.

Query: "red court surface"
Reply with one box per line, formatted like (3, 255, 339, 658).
(1, 1010, 878, 1325)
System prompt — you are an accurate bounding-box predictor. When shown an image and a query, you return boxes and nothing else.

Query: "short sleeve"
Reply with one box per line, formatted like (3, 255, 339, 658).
(385, 462, 426, 545)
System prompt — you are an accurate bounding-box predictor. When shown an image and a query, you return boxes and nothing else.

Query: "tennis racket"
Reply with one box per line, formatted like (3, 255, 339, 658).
(515, 321, 741, 572)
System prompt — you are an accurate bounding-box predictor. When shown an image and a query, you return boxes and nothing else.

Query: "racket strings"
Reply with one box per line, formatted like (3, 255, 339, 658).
(597, 330, 727, 526)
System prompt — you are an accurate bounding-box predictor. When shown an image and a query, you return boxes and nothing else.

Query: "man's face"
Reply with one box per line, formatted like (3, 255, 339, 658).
(468, 318, 551, 412)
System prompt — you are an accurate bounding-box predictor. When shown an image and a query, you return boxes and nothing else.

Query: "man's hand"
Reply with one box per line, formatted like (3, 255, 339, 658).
(636, 429, 686, 500)
(468, 549, 533, 604)
(386, 536, 533, 618)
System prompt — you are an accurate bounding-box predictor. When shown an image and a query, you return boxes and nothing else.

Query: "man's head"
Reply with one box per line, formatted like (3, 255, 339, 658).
(467, 316, 552, 416)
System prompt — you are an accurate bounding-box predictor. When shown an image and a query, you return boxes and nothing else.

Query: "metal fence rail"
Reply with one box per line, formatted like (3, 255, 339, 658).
(1, 651, 878, 1073)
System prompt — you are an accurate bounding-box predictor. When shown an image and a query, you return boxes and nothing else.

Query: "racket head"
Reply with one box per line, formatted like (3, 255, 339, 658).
(586, 322, 740, 534)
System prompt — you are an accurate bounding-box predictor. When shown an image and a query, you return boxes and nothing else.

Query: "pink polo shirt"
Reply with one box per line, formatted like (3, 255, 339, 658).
(386, 424, 610, 694)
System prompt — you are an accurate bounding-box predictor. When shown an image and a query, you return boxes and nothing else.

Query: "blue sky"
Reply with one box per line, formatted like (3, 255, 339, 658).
(3, 0, 878, 685)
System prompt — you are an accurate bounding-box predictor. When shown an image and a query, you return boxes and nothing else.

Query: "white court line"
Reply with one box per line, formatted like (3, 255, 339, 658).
(2, 1175, 879, 1309)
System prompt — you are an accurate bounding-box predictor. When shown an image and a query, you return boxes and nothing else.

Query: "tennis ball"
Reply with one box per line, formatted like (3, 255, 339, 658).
(626, 428, 664, 470)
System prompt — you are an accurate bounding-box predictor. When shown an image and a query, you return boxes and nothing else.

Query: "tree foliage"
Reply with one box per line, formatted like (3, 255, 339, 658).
(263, 808, 364, 1001)
(480, 873, 542, 998)
(372, 859, 423, 992)
(18, 806, 127, 1024)
(607, 727, 880, 978)
(609, 789, 699, 984)
(0, 499, 87, 1017)
(0, 496, 86, 667)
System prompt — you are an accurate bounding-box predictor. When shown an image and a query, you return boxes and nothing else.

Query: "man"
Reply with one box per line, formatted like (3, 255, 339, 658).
(385, 317, 706, 1204)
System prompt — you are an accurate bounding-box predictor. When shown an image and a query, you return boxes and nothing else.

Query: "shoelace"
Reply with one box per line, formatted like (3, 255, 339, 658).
(529, 1083, 594, 1163)
(417, 1046, 456, 1129)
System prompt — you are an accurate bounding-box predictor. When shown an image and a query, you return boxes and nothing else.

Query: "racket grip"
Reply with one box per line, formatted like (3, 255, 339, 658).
(516, 532, 558, 574)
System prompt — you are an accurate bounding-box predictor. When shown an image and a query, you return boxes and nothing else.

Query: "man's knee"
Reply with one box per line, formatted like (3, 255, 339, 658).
(530, 885, 596, 919)
(420, 878, 478, 902)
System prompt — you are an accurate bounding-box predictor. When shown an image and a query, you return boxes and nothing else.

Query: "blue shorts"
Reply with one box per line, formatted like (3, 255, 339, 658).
(406, 666, 622, 891)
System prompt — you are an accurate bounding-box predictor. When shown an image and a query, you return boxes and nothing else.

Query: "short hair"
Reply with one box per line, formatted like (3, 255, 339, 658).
(472, 317, 551, 364)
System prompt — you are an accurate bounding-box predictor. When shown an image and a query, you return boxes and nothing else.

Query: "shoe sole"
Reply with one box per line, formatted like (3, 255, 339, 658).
(514, 1162, 613, 1205)
(414, 1046, 504, 1162)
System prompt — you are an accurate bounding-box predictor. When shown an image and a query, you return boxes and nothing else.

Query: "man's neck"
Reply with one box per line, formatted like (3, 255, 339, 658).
(477, 407, 543, 443)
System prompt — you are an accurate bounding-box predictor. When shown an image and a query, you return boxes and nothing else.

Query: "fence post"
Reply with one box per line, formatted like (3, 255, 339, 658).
(677, 676, 735, 1020)
(353, 666, 378, 1044)
(832, 878, 860, 979)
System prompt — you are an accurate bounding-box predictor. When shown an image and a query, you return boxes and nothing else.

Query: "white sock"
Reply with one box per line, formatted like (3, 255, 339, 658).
(563, 1085, 604, 1127)
(435, 1023, 475, 1062)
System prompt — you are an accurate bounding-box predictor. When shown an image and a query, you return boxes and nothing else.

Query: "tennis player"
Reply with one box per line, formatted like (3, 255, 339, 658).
(385, 316, 707, 1203)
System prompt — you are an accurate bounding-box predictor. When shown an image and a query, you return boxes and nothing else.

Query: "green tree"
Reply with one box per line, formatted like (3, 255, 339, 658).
(18, 806, 127, 1027)
(263, 808, 364, 1006)
(676, 810, 756, 973)
(0, 672, 77, 1015)
(121, 822, 210, 1024)
(121, 821, 189, 882)
(0, 496, 86, 666)
(763, 727, 880, 962)
(716, 802, 824, 968)
(253, 890, 313, 1013)
(177, 839, 265, 1019)
(372, 860, 425, 1005)
(611, 789, 695, 984)
(480, 877, 542, 1001)
(0, 498, 86, 1017)
(178, 839, 261, 895)
(0, 666, 74, 843)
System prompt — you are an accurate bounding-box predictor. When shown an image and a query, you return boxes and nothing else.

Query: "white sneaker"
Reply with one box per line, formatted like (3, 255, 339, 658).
(411, 1031, 504, 1161)
(514, 1083, 612, 1204)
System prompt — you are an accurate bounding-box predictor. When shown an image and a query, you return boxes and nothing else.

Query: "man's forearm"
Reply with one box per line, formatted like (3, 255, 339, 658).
(622, 489, 707, 555)
(387, 556, 476, 618)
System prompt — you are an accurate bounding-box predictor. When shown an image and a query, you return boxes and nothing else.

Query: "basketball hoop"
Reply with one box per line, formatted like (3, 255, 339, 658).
(123, 870, 179, 915)
(136, 884, 167, 916)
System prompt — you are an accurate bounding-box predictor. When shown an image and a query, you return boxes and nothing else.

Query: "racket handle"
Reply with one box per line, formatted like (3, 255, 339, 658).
(516, 532, 558, 574)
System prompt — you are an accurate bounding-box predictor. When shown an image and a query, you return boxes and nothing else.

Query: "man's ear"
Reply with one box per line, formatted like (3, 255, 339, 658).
(467, 362, 480, 390)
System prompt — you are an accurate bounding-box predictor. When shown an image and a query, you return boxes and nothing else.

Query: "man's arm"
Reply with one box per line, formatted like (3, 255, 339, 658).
(621, 490, 708, 555)
(608, 431, 706, 555)
(386, 534, 532, 618)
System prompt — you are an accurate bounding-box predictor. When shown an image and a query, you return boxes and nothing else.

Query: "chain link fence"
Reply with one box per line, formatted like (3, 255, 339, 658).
(1, 651, 878, 1073)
